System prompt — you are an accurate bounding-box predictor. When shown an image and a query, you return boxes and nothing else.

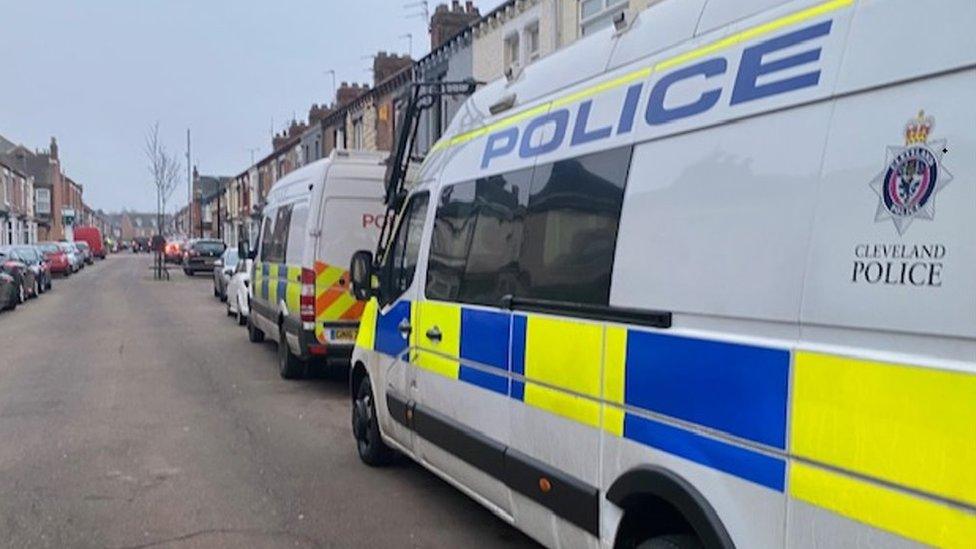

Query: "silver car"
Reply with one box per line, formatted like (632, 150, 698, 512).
(212, 248, 239, 301)
(58, 242, 82, 273)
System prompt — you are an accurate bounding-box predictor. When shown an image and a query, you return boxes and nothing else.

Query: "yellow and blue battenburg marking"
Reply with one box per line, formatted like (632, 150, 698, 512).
(357, 299, 975, 546)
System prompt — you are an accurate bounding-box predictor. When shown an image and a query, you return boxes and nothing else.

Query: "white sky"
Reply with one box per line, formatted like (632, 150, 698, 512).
(0, 0, 507, 213)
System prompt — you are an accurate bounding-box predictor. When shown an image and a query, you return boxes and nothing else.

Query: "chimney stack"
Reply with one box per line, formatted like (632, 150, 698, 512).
(49, 137, 59, 160)
(308, 103, 333, 124)
(336, 82, 369, 107)
(429, 1, 480, 50)
(373, 51, 413, 85)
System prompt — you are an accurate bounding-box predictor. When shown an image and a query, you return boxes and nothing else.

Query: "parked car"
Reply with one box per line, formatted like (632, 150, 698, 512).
(73, 226, 106, 259)
(75, 241, 94, 265)
(0, 249, 37, 302)
(12, 246, 52, 293)
(212, 248, 239, 301)
(0, 271, 18, 311)
(132, 236, 150, 253)
(58, 241, 82, 272)
(38, 242, 71, 276)
(164, 239, 185, 264)
(225, 258, 252, 326)
(182, 239, 225, 275)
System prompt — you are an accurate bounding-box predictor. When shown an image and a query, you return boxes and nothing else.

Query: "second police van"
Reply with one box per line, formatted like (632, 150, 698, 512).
(348, 0, 974, 547)
(247, 150, 388, 378)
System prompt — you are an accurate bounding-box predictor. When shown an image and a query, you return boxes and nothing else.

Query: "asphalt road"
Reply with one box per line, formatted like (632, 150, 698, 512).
(0, 254, 535, 549)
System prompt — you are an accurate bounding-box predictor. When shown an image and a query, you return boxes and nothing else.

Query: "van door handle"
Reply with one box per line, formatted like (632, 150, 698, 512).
(425, 326, 442, 342)
(397, 319, 412, 338)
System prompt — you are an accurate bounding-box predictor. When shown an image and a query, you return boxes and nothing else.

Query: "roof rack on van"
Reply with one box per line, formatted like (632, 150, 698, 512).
(376, 79, 481, 260)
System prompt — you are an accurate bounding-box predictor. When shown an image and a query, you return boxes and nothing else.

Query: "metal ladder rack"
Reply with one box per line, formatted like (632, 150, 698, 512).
(375, 79, 480, 262)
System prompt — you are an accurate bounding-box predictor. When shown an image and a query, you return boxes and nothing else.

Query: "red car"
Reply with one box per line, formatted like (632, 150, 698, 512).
(74, 226, 106, 259)
(37, 242, 72, 276)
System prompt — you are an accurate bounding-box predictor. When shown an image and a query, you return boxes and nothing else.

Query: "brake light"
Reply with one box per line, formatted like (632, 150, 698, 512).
(300, 268, 315, 322)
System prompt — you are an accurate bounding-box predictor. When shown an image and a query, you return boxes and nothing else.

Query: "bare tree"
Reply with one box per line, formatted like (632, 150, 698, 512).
(144, 122, 181, 279)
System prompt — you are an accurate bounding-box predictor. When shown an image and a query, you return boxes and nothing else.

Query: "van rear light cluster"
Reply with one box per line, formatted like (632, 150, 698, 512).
(300, 268, 315, 323)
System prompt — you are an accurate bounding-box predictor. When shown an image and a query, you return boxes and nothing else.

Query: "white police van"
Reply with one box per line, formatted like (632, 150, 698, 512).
(348, 0, 975, 547)
(246, 150, 388, 378)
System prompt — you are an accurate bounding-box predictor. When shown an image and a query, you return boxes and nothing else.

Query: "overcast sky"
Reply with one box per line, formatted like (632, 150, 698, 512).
(0, 0, 504, 214)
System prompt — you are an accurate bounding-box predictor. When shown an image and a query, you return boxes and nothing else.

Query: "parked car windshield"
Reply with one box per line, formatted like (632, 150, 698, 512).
(194, 241, 225, 254)
(38, 243, 60, 253)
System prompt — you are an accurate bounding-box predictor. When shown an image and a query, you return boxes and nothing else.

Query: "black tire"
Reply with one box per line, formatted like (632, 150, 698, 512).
(247, 311, 265, 343)
(353, 376, 395, 466)
(213, 284, 220, 297)
(184, 268, 192, 276)
(226, 301, 234, 317)
(277, 326, 305, 380)
(237, 310, 247, 326)
(636, 535, 702, 549)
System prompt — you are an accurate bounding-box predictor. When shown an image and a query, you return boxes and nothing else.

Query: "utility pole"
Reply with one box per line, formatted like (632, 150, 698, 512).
(186, 129, 191, 237)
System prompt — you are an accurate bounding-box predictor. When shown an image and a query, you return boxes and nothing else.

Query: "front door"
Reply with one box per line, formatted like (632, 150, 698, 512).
(369, 192, 430, 451)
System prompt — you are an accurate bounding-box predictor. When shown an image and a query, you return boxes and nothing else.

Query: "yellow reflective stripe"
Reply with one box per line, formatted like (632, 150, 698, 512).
(413, 301, 461, 378)
(790, 462, 976, 549)
(267, 263, 279, 302)
(523, 316, 602, 428)
(322, 291, 357, 321)
(428, 0, 854, 154)
(286, 266, 301, 312)
(791, 351, 976, 507)
(316, 264, 344, 290)
(355, 298, 378, 351)
(601, 326, 627, 437)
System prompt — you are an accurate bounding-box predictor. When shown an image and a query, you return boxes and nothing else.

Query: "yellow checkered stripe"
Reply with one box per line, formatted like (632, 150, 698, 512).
(312, 260, 365, 343)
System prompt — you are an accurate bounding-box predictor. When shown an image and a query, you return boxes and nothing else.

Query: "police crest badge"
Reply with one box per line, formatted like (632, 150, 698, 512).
(870, 110, 952, 235)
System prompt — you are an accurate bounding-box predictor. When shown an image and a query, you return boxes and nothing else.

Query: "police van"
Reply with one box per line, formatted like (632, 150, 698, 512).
(347, 0, 974, 547)
(246, 150, 388, 378)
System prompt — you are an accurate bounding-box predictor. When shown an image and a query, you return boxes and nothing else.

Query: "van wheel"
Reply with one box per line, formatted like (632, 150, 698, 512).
(352, 376, 395, 466)
(636, 535, 702, 549)
(247, 312, 264, 343)
(277, 326, 305, 380)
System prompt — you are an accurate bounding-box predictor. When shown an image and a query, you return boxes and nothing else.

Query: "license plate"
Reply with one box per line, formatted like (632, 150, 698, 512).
(330, 328, 357, 341)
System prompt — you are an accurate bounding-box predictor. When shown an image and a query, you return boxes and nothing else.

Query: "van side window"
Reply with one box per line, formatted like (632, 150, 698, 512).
(521, 146, 630, 304)
(285, 203, 308, 265)
(380, 192, 430, 305)
(258, 212, 275, 262)
(425, 146, 631, 306)
(427, 169, 531, 304)
(266, 206, 292, 264)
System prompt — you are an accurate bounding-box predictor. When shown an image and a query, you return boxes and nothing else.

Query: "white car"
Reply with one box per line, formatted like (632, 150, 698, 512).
(225, 258, 251, 326)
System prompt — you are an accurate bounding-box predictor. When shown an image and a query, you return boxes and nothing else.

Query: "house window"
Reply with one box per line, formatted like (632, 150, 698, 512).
(2, 168, 9, 206)
(504, 32, 520, 71)
(580, 0, 628, 35)
(524, 22, 540, 63)
(35, 188, 50, 215)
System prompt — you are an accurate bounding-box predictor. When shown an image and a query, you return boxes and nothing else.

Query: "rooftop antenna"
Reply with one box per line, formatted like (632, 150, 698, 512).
(403, 1, 429, 21)
(399, 33, 413, 57)
(324, 69, 337, 104)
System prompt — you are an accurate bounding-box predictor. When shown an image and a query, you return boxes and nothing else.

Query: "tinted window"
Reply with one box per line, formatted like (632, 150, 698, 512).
(265, 206, 291, 264)
(259, 213, 275, 262)
(380, 193, 429, 305)
(427, 169, 530, 305)
(425, 146, 631, 306)
(284, 203, 308, 264)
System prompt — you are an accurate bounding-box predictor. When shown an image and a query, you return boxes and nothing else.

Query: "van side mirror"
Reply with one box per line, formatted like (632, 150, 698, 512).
(350, 250, 375, 301)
